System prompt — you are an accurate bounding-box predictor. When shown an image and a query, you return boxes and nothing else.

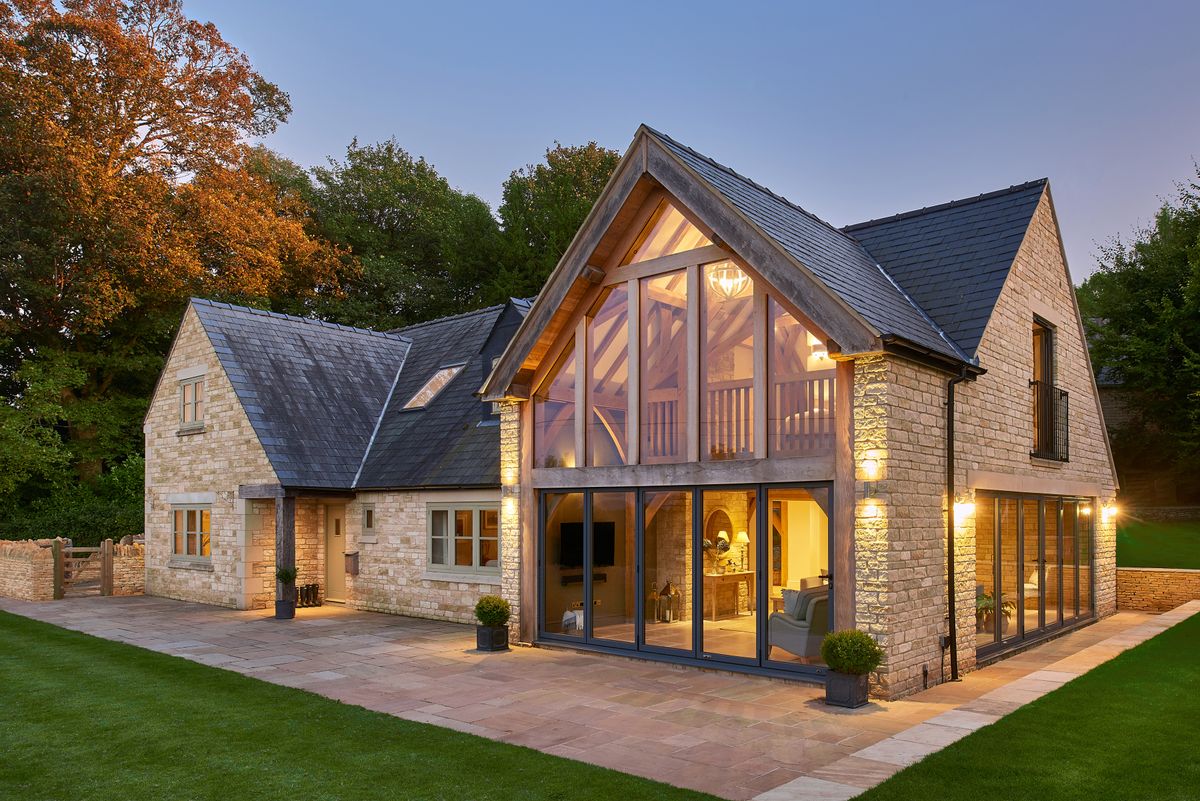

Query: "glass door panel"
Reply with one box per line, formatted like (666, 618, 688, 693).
(543, 492, 586, 638)
(1045, 500, 1062, 627)
(765, 487, 831, 668)
(1021, 499, 1042, 634)
(1062, 502, 1078, 621)
(999, 498, 1021, 642)
(699, 488, 758, 661)
(643, 490, 693, 652)
(976, 497, 998, 646)
(591, 492, 635, 645)
(1079, 503, 1094, 616)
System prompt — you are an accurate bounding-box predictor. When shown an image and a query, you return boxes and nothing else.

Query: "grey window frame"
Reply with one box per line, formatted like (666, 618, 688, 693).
(178, 376, 205, 431)
(426, 503, 500, 575)
(171, 504, 212, 561)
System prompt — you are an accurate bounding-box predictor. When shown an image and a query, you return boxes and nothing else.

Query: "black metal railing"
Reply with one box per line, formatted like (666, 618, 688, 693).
(1031, 380, 1069, 461)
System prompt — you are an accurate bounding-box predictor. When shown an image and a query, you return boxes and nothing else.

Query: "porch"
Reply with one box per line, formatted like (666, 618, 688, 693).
(2, 594, 1185, 801)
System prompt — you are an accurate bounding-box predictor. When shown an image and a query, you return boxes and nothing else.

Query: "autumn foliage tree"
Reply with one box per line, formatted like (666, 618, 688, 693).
(0, 0, 345, 535)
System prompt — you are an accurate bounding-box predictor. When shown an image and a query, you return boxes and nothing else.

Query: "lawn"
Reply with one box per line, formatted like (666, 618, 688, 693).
(855, 610, 1200, 801)
(1116, 518, 1200, 569)
(0, 611, 716, 801)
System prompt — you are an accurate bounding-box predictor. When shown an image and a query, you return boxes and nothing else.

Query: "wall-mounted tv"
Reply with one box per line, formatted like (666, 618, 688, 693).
(558, 522, 616, 568)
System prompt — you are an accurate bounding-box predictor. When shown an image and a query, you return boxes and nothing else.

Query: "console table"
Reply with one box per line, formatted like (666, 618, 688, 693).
(703, 571, 755, 620)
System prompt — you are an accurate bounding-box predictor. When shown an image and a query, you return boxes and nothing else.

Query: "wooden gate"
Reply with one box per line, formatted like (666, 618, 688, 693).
(55, 539, 116, 598)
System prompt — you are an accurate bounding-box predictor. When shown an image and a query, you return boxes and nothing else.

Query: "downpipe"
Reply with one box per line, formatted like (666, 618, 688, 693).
(945, 366, 971, 682)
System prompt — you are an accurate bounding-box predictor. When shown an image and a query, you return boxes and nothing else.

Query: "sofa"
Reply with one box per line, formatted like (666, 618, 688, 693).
(767, 587, 829, 659)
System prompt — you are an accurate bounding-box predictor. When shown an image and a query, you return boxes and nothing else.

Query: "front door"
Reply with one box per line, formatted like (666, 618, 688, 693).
(325, 505, 347, 602)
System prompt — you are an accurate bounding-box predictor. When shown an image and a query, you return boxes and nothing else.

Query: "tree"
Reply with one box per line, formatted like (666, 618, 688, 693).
(307, 138, 499, 329)
(493, 141, 620, 300)
(0, 0, 343, 532)
(1078, 168, 1200, 492)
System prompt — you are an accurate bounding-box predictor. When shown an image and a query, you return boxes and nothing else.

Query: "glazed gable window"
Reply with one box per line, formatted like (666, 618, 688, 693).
(428, 505, 499, 574)
(179, 376, 204, 429)
(172, 506, 211, 559)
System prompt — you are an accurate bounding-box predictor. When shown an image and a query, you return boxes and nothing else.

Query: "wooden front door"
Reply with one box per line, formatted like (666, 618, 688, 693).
(325, 505, 347, 602)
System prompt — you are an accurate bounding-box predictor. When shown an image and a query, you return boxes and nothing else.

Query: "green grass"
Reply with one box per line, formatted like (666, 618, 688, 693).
(0, 611, 716, 801)
(855, 611, 1200, 801)
(1117, 518, 1200, 569)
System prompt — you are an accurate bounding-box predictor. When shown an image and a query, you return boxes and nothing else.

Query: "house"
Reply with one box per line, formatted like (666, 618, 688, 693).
(481, 125, 1117, 698)
(143, 297, 528, 619)
(144, 124, 1116, 700)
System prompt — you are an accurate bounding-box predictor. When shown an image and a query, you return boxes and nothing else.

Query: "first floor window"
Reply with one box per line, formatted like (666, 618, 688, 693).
(180, 377, 205, 428)
(428, 505, 499, 574)
(173, 506, 211, 558)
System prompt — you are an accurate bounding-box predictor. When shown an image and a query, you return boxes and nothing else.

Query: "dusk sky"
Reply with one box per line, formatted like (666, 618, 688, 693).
(190, 0, 1200, 283)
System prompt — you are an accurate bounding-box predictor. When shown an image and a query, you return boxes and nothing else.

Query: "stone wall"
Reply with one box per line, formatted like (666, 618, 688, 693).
(348, 489, 502, 624)
(499, 401, 523, 639)
(143, 305, 279, 610)
(0, 540, 56, 602)
(956, 189, 1119, 619)
(1117, 567, 1200, 612)
(112, 542, 145, 596)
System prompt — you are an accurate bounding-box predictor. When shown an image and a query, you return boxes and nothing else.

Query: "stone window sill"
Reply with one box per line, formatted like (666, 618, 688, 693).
(1029, 455, 1066, 469)
(176, 425, 206, 437)
(420, 571, 501, 586)
(168, 558, 214, 572)
(358, 534, 378, 545)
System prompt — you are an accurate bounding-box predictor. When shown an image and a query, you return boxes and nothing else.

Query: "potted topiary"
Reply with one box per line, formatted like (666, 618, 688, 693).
(275, 566, 298, 620)
(821, 629, 883, 708)
(474, 595, 511, 652)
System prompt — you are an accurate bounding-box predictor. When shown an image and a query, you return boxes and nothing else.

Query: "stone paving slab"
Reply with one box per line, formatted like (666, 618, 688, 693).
(1, 595, 1195, 800)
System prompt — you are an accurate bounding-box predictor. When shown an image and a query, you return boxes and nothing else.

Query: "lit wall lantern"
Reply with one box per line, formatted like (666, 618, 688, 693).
(860, 450, 881, 498)
(1102, 502, 1119, 522)
(953, 499, 976, 525)
(861, 498, 880, 519)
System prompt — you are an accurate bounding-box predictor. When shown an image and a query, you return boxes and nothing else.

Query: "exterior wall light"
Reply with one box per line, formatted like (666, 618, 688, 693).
(1102, 503, 1119, 521)
(861, 450, 881, 498)
(953, 501, 975, 524)
(861, 499, 880, 519)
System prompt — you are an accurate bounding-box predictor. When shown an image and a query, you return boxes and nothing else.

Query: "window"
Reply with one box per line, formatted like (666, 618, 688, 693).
(172, 506, 211, 558)
(641, 270, 688, 463)
(769, 298, 835, 456)
(534, 338, 577, 468)
(428, 505, 499, 574)
(179, 377, 204, 429)
(702, 261, 755, 460)
(361, 504, 375, 539)
(404, 364, 464, 409)
(589, 286, 629, 466)
(623, 201, 712, 264)
(1031, 319, 1068, 460)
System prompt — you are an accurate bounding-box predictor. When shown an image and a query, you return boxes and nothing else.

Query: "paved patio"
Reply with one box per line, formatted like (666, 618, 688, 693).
(2, 595, 1195, 800)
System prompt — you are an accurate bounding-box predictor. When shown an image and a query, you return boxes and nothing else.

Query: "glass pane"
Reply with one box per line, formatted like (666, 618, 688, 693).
(1079, 502, 1094, 615)
(200, 509, 210, 557)
(591, 492, 635, 644)
(534, 339, 576, 468)
(174, 510, 184, 554)
(999, 498, 1020, 641)
(769, 298, 835, 457)
(625, 201, 712, 264)
(430, 510, 448, 565)
(766, 487, 831, 667)
(641, 271, 688, 463)
(975, 497, 997, 644)
(454, 509, 474, 567)
(403, 365, 464, 409)
(1045, 500, 1061, 626)
(701, 489, 758, 661)
(480, 509, 499, 568)
(588, 287, 629, 466)
(544, 492, 586, 638)
(364, 508, 374, 530)
(702, 263, 755, 461)
(643, 490, 693, 652)
(181, 383, 192, 423)
(1062, 502, 1078, 620)
(1022, 499, 1042, 634)
(194, 380, 204, 421)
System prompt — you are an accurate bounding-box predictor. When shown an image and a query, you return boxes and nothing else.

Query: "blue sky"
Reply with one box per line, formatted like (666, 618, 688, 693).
(190, 0, 1200, 282)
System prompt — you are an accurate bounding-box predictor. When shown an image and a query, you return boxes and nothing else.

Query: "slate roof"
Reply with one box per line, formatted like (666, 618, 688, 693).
(645, 127, 968, 362)
(190, 299, 411, 490)
(354, 304, 523, 489)
(843, 180, 1047, 357)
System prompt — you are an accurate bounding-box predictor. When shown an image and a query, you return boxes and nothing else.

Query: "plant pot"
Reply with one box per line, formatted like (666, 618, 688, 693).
(476, 624, 509, 652)
(274, 599, 295, 620)
(825, 670, 870, 708)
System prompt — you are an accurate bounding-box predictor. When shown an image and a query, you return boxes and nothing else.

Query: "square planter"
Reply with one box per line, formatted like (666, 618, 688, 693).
(825, 671, 870, 708)
(274, 599, 296, 620)
(476, 625, 509, 652)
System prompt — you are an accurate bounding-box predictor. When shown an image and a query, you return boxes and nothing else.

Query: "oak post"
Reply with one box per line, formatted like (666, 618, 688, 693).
(275, 495, 297, 606)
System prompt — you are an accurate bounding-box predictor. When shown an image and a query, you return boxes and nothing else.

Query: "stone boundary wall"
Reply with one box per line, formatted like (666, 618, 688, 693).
(1128, 507, 1200, 523)
(112, 542, 145, 596)
(1117, 567, 1200, 612)
(0, 540, 56, 601)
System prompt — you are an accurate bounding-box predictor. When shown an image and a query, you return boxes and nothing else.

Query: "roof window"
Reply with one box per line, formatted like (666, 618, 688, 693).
(403, 364, 465, 409)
